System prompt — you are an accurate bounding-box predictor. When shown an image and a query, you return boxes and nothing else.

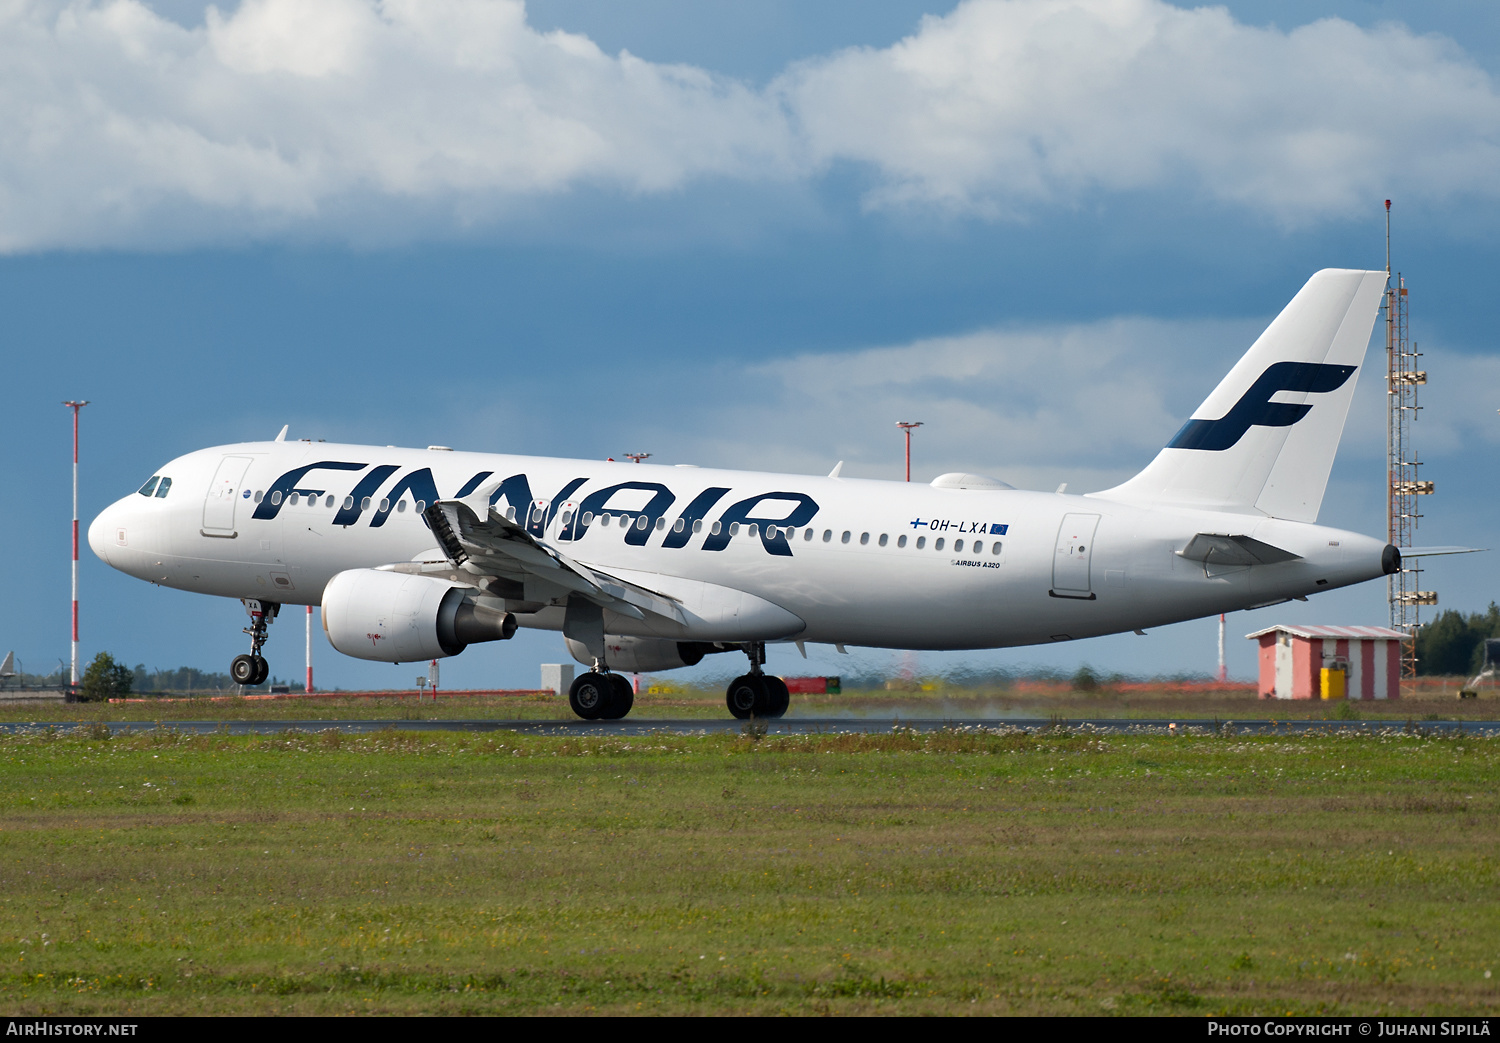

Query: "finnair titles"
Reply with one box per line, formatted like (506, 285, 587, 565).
(91, 270, 1430, 719)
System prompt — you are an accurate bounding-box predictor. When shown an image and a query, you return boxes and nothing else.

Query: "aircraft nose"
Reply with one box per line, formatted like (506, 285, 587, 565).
(88, 500, 122, 565)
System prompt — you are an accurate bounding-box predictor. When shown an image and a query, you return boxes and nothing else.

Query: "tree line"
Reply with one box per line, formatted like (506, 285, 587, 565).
(1413, 603, 1500, 676)
(70, 653, 304, 701)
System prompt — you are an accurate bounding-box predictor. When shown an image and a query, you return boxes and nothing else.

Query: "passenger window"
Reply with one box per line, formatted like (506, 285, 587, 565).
(360, 496, 371, 511)
(656, 517, 666, 531)
(289, 493, 300, 506)
(600, 513, 611, 526)
(155, 477, 172, 498)
(992, 542, 1003, 555)
(954, 539, 963, 552)
(413, 499, 423, 511)
(898, 535, 907, 548)
(804, 528, 814, 541)
(878, 534, 888, 547)
(859, 532, 869, 545)
(692, 519, 703, 534)
(137, 477, 159, 497)
(841, 531, 851, 544)
(637, 516, 648, 531)
(396, 500, 407, 513)
(747, 523, 759, 539)
(822, 529, 832, 542)
(673, 518, 685, 533)
(730, 523, 741, 537)
(379, 498, 390, 512)
(935, 537, 945, 551)
(255, 491, 264, 503)
(271, 491, 283, 505)
(506, 506, 517, 521)
(343, 496, 353, 510)
(711, 521, 722, 535)
(972, 541, 982, 554)
(917, 536, 926, 549)
(785, 527, 795, 539)
(582, 512, 594, 525)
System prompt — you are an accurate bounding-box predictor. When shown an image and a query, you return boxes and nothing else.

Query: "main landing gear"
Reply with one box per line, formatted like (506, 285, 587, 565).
(230, 599, 278, 687)
(564, 641, 790, 722)
(725, 641, 789, 720)
(568, 670, 634, 721)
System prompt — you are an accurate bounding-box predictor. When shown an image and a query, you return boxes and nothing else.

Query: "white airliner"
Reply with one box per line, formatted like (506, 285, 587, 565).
(91, 269, 1420, 719)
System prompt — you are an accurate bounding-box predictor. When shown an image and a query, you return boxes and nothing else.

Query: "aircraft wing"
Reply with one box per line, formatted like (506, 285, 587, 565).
(1178, 533, 1302, 567)
(420, 499, 686, 625)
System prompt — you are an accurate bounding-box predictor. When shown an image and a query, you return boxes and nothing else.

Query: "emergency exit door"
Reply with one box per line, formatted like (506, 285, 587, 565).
(1051, 513, 1100, 598)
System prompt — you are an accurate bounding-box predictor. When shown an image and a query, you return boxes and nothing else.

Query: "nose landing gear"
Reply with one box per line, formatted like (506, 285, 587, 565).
(726, 641, 789, 720)
(231, 599, 278, 687)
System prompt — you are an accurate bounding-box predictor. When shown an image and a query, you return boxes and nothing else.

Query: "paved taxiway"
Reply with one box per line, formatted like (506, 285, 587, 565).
(2, 718, 1497, 736)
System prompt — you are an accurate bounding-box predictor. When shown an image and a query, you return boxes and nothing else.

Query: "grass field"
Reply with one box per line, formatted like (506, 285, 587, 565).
(0, 724, 1496, 1015)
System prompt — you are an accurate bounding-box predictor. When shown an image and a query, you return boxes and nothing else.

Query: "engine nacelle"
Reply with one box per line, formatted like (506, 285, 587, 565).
(565, 635, 724, 673)
(323, 568, 517, 663)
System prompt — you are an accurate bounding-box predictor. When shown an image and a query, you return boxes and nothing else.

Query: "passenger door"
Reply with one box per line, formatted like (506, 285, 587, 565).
(202, 456, 252, 536)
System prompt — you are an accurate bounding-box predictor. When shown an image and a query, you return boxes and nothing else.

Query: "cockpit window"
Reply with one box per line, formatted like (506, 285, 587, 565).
(155, 477, 172, 498)
(137, 477, 159, 497)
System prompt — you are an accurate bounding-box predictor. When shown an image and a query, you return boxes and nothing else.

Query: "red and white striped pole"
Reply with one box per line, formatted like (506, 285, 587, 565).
(305, 605, 314, 693)
(63, 401, 89, 691)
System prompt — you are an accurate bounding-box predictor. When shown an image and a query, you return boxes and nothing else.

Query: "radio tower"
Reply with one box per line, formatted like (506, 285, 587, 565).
(1384, 200, 1435, 679)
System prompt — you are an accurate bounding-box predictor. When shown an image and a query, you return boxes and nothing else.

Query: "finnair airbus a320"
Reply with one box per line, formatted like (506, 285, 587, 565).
(92, 269, 1416, 719)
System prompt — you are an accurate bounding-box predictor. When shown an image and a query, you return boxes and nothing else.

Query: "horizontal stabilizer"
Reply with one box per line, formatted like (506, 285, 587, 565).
(1400, 546, 1487, 558)
(1178, 533, 1301, 567)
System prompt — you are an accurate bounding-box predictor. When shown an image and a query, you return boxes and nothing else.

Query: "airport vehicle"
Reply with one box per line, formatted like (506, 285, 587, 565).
(91, 269, 1402, 719)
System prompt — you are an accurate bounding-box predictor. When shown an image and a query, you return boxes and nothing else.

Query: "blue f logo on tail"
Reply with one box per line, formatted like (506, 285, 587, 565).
(1167, 361, 1356, 452)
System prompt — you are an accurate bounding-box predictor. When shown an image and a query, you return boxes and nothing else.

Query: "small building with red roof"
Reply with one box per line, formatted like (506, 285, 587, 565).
(1245, 624, 1408, 700)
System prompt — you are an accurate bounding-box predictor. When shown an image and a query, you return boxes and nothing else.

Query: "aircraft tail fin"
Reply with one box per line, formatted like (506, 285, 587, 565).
(1094, 268, 1387, 522)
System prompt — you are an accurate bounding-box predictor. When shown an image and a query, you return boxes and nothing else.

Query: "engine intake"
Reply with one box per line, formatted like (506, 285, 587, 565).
(322, 568, 516, 663)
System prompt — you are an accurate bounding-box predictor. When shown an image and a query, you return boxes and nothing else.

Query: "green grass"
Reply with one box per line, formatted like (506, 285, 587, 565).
(0, 726, 1496, 1014)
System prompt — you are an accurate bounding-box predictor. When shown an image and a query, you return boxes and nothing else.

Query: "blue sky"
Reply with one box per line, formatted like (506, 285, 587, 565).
(4, 0, 1499, 691)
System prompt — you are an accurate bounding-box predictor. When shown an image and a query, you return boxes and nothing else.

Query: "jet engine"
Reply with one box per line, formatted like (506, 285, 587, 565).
(564, 635, 727, 673)
(323, 568, 517, 663)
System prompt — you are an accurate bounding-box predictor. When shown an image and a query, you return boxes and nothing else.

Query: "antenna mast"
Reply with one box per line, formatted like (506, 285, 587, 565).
(1384, 200, 1434, 680)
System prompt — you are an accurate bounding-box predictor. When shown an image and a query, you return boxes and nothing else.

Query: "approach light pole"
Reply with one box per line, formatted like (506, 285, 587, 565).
(63, 400, 89, 691)
(306, 606, 314, 693)
(1217, 613, 1227, 684)
(895, 422, 923, 482)
(624, 452, 651, 464)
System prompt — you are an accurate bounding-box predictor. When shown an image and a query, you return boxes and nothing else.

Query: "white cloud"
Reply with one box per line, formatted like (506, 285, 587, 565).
(780, 0, 1500, 220)
(2, 0, 1499, 249)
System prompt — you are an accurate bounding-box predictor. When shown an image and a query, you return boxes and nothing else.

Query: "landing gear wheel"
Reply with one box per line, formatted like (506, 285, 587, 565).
(763, 675, 790, 718)
(250, 655, 269, 686)
(231, 654, 259, 686)
(726, 674, 768, 720)
(569, 672, 611, 720)
(600, 674, 634, 720)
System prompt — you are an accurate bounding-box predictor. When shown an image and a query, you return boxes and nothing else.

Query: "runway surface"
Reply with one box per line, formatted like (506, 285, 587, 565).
(2, 717, 1497, 736)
